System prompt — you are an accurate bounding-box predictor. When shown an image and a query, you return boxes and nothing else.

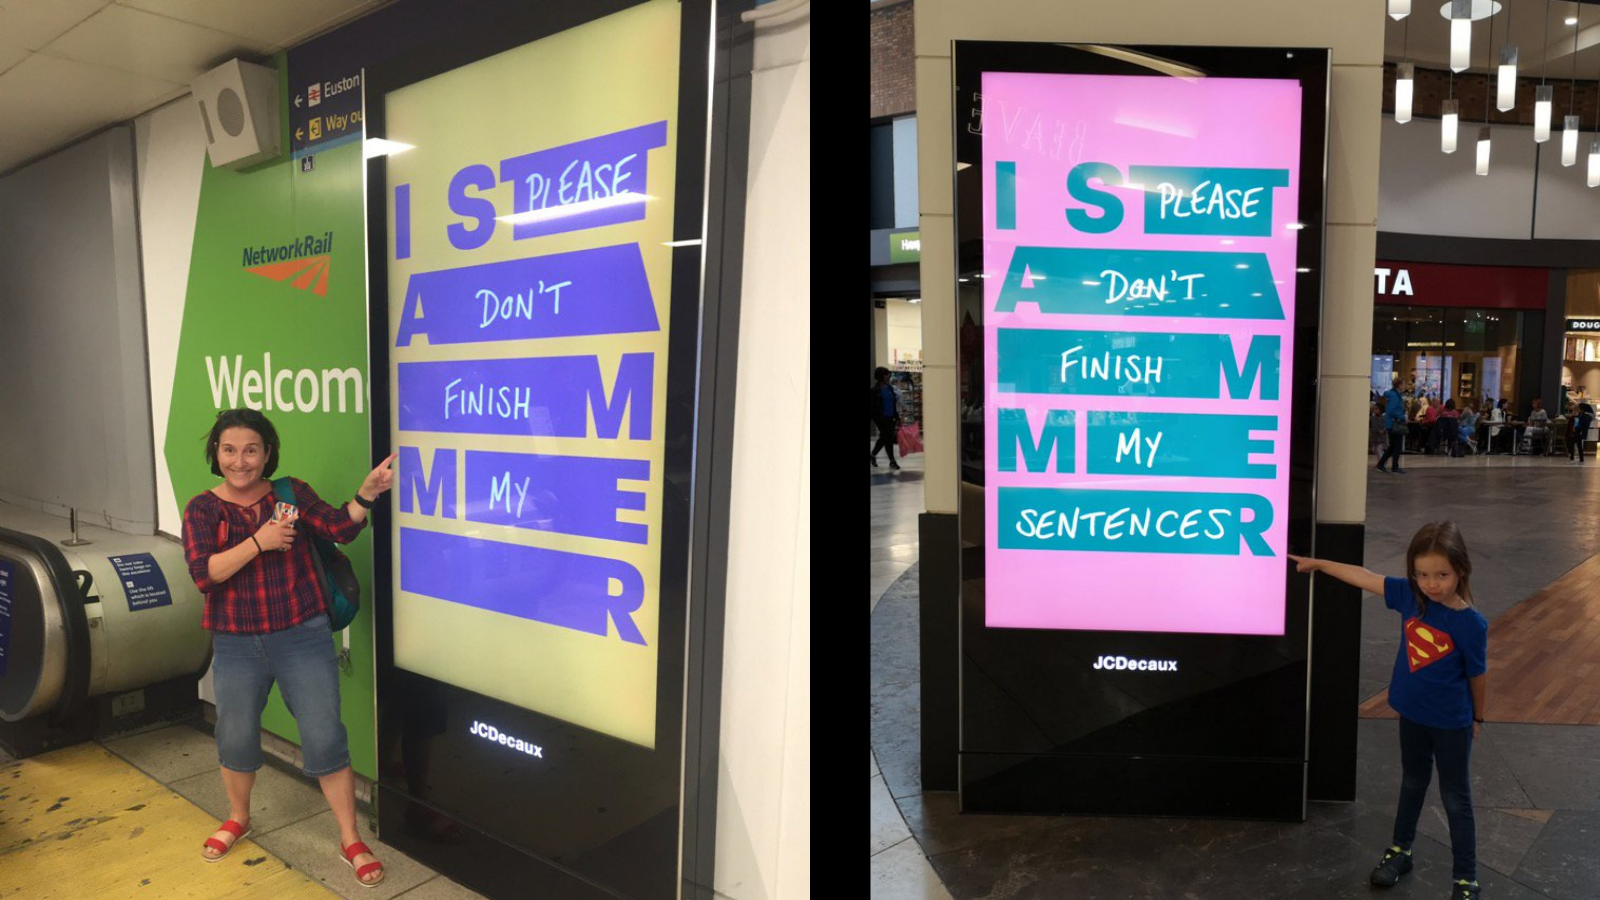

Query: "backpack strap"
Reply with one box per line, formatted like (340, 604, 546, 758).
(271, 477, 295, 504)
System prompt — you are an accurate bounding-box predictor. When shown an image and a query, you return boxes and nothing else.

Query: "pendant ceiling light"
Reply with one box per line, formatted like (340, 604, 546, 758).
(1396, 14, 1414, 124)
(1498, 47, 1519, 110)
(1592, 20, 1600, 187)
(1390, 0, 1410, 19)
(1496, 0, 1517, 112)
(1565, 5, 1581, 165)
(1450, 0, 1473, 72)
(1397, 62, 1415, 123)
(1536, 2, 1553, 141)
(1442, 97, 1460, 152)
(1478, 9, 1493, 174)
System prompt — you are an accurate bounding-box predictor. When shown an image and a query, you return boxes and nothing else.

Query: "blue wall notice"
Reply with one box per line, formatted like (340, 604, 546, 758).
(110, 554, 172, 611)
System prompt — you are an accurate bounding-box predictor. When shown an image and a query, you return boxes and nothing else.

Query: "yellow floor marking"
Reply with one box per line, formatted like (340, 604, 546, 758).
(0, 743, 171, 852)
(0, 743, 335, 899)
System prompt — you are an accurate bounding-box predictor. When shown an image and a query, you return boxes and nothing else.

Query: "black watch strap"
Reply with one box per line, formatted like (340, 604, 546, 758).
(354, 492, 375, 509)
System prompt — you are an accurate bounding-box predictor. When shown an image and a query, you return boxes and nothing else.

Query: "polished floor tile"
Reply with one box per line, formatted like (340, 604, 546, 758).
(872, 451, 1600, 898)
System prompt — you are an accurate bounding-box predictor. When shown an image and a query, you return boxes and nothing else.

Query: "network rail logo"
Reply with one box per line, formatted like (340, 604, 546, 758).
(242, 231, 334, 297)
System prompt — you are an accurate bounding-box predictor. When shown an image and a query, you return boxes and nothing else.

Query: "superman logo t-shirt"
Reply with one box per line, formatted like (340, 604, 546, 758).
(1384, 576, 1488, 730)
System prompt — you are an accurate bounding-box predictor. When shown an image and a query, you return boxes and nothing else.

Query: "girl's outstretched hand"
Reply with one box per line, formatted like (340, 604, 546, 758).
(1287, 554, 1321, 574)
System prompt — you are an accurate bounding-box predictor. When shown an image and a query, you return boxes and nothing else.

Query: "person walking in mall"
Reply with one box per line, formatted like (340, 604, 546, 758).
(1290, 522, 1488, 900)
(871, 366, 901, 470)
(1377, 376, 1409, 474)
(181, 408, 396, 886)
(1571, 403, 1595, 464)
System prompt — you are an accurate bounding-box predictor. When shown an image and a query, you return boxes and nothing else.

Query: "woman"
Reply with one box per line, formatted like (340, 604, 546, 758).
(181, 408, 395, 886)
(1485, 400, 1506, 455)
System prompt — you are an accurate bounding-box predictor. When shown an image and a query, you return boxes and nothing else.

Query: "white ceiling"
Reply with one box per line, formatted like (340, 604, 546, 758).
(1385, 0, 1600, 78)
(0, 0, 390, 176)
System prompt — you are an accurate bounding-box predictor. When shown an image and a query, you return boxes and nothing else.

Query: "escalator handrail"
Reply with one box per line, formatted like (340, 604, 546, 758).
(0, 524, 92, 722)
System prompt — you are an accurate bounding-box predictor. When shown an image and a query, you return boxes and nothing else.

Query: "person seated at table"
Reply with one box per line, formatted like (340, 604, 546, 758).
(1485, 399, 1507, 454)
(1526, 398, 1550, 453)
(1436, 399, 1459, 454)
(1419, 395, 1441, 454)
(1458, 405, 1479, 455)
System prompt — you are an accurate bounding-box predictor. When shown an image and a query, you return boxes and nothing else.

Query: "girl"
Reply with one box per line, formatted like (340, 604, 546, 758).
(1289, 522, 1488, 900)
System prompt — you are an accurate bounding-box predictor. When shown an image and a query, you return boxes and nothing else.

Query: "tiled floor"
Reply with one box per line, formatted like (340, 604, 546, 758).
(0, 724, 491, 900)
(871, 448, 1600, 900)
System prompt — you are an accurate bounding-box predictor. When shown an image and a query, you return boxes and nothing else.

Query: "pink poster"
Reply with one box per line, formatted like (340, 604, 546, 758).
(981, 72, 1304, 636)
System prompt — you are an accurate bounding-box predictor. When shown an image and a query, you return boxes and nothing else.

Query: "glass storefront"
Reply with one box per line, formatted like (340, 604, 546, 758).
(1370, 304, 1524, 410)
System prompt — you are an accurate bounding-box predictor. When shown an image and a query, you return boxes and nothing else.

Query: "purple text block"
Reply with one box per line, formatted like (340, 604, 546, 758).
(497, 121, 669, 239)
(400, 527, 646, 644)
(465, 450, 648, 544)
(397, 354, 653, 439)
(394, 244, 659, 347)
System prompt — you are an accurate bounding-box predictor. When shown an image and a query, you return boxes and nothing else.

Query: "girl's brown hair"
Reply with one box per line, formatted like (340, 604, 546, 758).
(1406, 521, 1475, 617)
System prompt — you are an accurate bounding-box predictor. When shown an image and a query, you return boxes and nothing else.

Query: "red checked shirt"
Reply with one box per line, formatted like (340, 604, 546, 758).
(182, 477, 366, 634)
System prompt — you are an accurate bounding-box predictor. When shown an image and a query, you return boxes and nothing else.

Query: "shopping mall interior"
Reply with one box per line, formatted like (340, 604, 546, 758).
(872, 1, 1600, 898)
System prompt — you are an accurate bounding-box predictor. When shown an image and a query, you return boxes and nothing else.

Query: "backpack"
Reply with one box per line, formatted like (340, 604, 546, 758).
(273, 477, 361, 631)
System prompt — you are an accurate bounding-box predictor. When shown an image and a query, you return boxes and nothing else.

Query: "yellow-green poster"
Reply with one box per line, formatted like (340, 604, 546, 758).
(383, 0, 680, 749)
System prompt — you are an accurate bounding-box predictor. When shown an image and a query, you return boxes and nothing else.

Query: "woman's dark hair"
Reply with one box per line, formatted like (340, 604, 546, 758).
(1406, 521, 1475, 618)
(1584, 403, 1594, 415)
(874, 366, 891, 383)
(1444, 399, 1455, 411)
(204, 409, 280, 478)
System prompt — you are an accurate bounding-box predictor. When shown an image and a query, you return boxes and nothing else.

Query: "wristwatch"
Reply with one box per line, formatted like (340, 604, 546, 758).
(354, 492, 376, 509)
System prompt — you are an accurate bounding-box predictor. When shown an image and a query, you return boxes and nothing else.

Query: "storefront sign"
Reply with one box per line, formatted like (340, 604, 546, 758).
(981, 70, 1303, 636)
(889, 229, 921, 263)
(1374, 259, 1548, 309)
(1567, 318, 1600, 333)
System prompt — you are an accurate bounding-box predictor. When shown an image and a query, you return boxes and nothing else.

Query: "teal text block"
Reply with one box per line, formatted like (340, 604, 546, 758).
(996, 328, 1280, 400)
(998, 487, 1275, 556)
(1131, 166, 1291, 237)
(997, 408, 1075, 473)
(993, 247, 1283, 320)
(1086, 411, 1278, 479)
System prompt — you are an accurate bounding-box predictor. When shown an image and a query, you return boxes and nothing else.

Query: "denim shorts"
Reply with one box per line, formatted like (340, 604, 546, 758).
(211, 613, 350, 777)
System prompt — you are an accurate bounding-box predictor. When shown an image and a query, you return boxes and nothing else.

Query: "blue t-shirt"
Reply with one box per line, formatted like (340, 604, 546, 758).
(1383, 388, 1406, 430)
(1384, 576, 1488, 729)
(877, 385, 897, 418)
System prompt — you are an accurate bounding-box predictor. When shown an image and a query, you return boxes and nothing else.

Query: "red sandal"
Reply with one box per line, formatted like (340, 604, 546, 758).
(340, 841, 386, 888)
(200, 819, 252, 862)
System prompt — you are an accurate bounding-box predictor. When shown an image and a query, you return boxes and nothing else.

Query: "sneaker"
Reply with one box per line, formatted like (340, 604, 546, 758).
(890, 462, 901, 471)
(1370, 845, 1413, 887)
(1451, 879, 1481, 899)
(1393, 468, 1408, 474)
(870, 456, 879, 468)
(1376, 463, 1389, 473)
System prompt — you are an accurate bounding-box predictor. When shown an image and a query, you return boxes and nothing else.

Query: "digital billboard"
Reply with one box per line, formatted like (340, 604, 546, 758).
(980, 71, 1305, 637)
(383, 0, 680, 750)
